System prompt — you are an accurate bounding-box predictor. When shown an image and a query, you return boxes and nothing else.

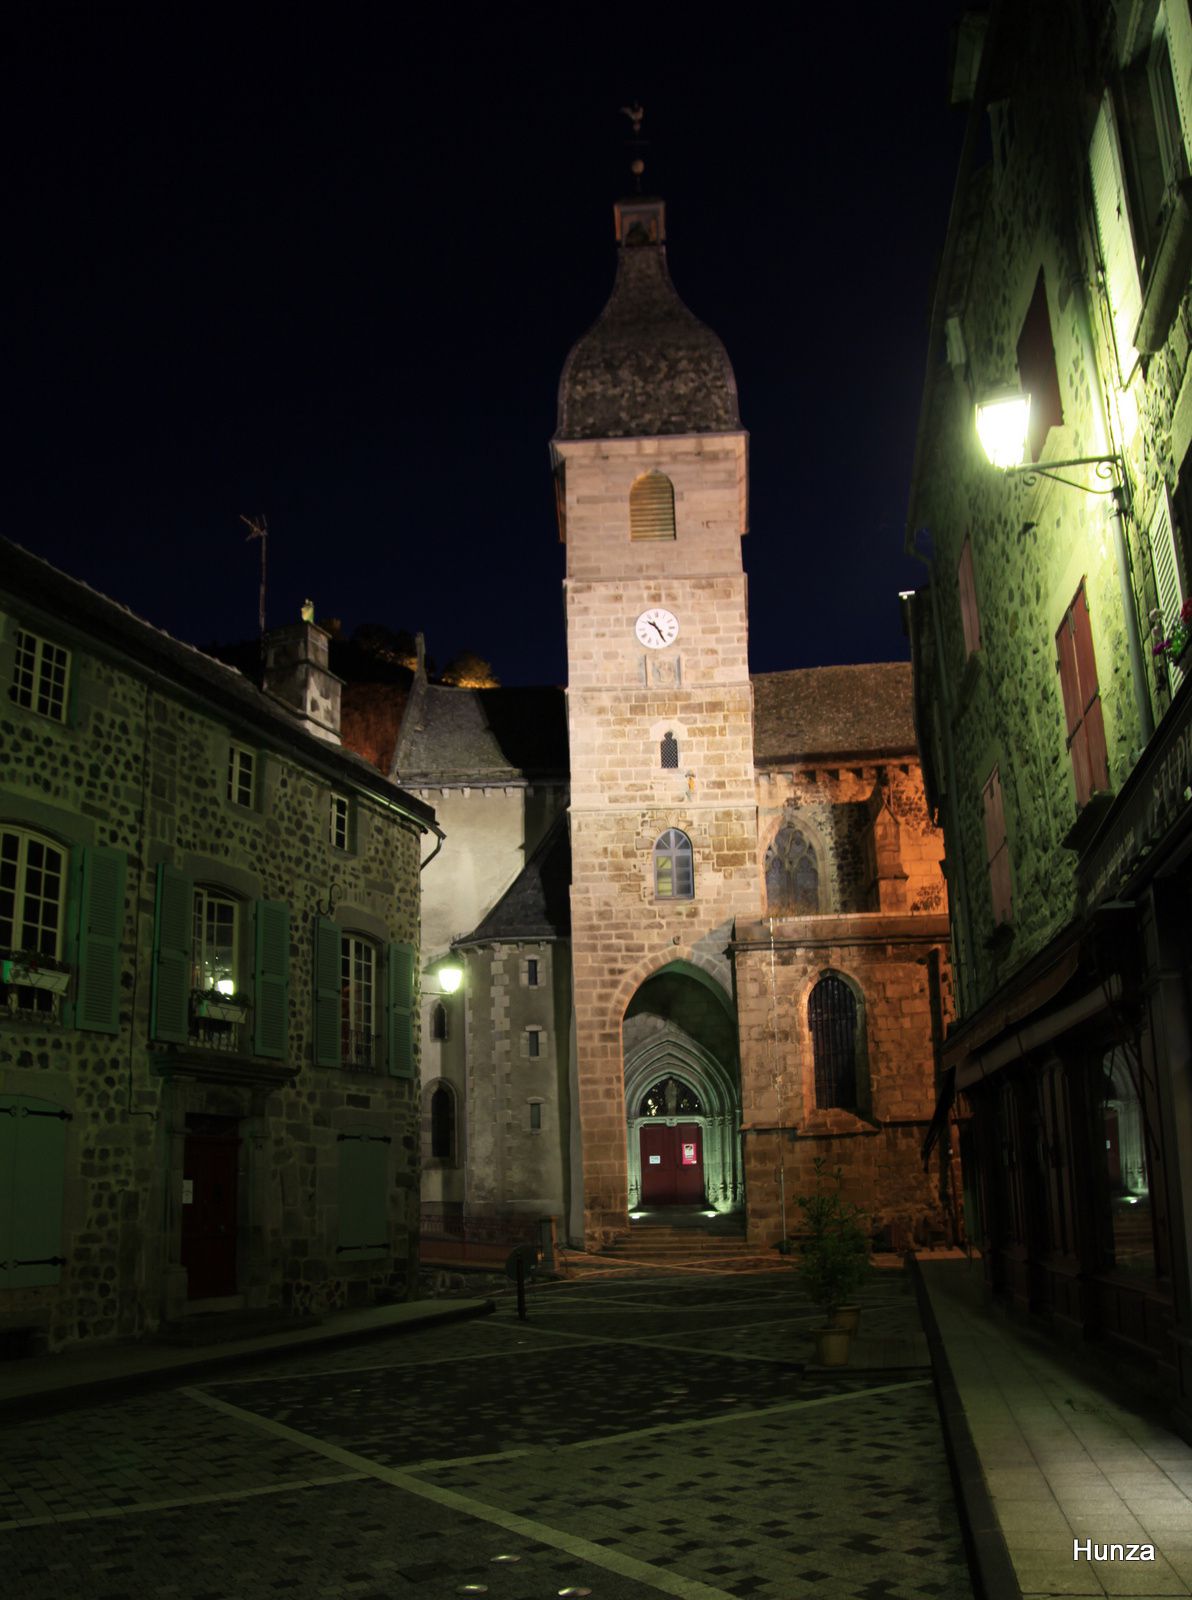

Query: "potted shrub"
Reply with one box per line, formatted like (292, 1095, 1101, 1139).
(795, 1159, 870, 1365)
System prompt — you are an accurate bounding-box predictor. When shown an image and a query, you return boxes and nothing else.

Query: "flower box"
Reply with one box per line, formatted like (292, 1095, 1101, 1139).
(193, 996, 249, 1023)
(1, 959, 71, 994)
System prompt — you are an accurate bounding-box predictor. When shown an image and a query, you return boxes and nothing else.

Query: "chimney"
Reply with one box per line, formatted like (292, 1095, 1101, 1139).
(262, 610, 343, 744)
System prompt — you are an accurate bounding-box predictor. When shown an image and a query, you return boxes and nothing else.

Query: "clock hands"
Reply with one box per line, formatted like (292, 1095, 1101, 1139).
(650, 619, 666, 640)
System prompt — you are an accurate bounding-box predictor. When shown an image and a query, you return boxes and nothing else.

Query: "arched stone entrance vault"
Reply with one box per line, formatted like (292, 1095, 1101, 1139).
(622, 962, 743, 1215)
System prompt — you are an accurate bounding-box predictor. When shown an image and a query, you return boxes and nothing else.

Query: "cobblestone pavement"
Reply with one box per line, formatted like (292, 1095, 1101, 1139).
(0, 1268, 974, 1600)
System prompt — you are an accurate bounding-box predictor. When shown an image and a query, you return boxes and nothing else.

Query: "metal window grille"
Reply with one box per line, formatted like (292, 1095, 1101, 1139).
(808, 975, 858, 1110)
(653, 829, 694, 899)
(11, 630, 70, 722)
(660, 732, 679, 769)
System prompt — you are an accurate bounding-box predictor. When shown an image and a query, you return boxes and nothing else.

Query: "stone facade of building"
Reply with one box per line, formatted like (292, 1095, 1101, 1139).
(0, 539, 435, 1351)
(906, 0, 1192, 1433)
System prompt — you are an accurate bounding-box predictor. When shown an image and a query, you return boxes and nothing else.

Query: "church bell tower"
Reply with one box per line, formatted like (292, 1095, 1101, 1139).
(553, 180, 758, 1247)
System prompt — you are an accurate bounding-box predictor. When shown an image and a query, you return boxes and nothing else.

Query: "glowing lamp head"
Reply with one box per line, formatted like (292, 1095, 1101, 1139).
(215, 978, 235, 996)
(976, 390, 1031, 469)
(436, 961, 463, 995)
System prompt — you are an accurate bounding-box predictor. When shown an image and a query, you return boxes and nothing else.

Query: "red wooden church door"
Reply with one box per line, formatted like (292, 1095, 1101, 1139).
(639, 1123, 704, 1205)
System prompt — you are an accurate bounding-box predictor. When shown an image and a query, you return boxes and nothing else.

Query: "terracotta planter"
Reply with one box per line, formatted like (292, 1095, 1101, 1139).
(812, 1326, 852, 1366)
(829, 1305, 861, 1335)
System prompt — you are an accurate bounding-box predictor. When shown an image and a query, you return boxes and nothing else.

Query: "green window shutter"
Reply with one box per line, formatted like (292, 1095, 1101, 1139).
(336, 1128, 390, 1261)
(387, 941, 416, 1079)
(313, 916, 342, 1067)
(73, 846, 126, 1035)
(4, 1097, 69, 1287)
(253, 900, 290, 1059)
(152, 863, 192, 1043)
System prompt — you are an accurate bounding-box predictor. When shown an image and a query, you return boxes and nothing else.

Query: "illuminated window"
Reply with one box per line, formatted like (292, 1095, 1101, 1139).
(10, 629, 70, 722)
(330, 793, 350, 850)
(630, 471, 676, 539)
(228, 744, 256, 808)
(341, 935, 377, 1069)
(653, 829, 694, 899)
(192, 888, 238, 994)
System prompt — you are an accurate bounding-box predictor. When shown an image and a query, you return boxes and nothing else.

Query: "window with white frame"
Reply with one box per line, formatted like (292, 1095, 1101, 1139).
(10, 629, 70, 722)
(341, 935, 377, 1069)
(330, 793, 351, 851)
(189, 887, 243, 1051)
(227, 743, 256, 808)
(0, 827, 67, 1015)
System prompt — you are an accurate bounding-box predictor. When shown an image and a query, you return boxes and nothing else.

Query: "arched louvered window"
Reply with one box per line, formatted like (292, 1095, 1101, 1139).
(630, 471, 676, 540)
(660, 731, 679, 769)
(809, 974, 858, 1110)
(431, 1001, 448, 1041)
(431, 1084, 455, 1160)
(765, 825, 820, 915)
(653, 829, 694, 899)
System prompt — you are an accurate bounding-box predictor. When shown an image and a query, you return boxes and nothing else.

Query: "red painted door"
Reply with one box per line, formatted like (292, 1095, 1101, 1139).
(639, 1123, 704, 1205)
(182, 1133, 239, 1297)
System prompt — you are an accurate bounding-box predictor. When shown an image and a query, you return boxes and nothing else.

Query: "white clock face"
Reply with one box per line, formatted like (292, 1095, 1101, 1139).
(635, 608, 679, 650)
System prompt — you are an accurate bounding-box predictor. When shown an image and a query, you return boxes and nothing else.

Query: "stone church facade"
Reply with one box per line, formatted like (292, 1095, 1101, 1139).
(389, 193, 955, 1254)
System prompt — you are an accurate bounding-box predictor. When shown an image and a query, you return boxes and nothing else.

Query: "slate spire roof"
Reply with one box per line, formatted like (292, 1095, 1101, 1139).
(556, 197, 741, 440)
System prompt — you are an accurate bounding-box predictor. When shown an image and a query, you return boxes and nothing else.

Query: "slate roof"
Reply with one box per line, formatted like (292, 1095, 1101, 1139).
(0, 538, 436, 829)
(557, 235, 741, 440)
(751, 664, 918, 763)
(393, 680, 568, 784)
(460, 813, 571, 944)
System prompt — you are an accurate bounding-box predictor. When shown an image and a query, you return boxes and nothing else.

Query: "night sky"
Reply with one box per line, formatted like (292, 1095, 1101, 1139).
(9, 4, 972, 688)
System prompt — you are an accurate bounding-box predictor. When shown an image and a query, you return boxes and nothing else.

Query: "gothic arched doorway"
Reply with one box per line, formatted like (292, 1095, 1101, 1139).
(622, 962, 743, 1215)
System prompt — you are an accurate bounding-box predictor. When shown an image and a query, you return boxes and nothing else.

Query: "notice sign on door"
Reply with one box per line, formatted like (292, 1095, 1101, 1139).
(648, 1154, 662, 1165)
(681, 1143, 697, 1165)
(182, 1179, 194, 1205)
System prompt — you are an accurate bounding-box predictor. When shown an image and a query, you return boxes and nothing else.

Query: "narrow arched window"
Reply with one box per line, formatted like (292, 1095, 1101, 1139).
(809, 975, 858, 1110)
(660, 731, 679, 769)
(629, 471, 676, 540)
(653, 829, 694, 899)
(431, 1085, 455, 1160)
(430, 1002, 448, 1041)
(765, 825, 820, 916)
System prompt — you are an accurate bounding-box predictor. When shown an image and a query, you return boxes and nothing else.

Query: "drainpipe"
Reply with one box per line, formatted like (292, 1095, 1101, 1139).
(1109, 486, 1154, 744)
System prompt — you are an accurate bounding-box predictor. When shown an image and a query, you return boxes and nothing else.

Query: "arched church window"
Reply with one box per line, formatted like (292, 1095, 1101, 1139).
(653, 829, 693, 899)
(430, 1002, 448, 1041)
(765, 824, 820, 915)
(809, 974, 859, 1110)
(660, 731, 679, 769)
(639, 1078, 703, 1117)
(431, 1084, 456, 1160)
(629, 471, 676, 540)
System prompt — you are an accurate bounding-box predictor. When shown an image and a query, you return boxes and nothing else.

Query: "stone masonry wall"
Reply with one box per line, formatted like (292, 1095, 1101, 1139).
(0, 610, 425, 1349)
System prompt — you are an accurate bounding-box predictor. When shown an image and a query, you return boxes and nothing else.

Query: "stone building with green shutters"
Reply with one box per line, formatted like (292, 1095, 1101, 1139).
(0, 538, 437, 1352)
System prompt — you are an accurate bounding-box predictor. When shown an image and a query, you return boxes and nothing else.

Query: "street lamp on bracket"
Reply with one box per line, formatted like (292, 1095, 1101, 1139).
(973, 387, 1153, 743)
